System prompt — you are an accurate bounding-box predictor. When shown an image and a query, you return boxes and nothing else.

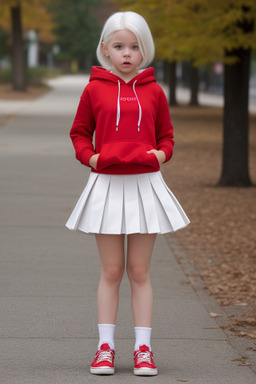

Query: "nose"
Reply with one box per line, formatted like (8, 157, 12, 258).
(123, 47, 131, 57)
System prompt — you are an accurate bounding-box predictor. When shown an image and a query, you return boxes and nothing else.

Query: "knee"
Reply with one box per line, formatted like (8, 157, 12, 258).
(127, 264, 149, 285)
(102, 264, 124, 285)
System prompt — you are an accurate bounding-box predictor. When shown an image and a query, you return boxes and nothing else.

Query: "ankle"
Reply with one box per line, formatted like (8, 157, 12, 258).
(98, 324, 116, 351)
(134, 326, 152, 351)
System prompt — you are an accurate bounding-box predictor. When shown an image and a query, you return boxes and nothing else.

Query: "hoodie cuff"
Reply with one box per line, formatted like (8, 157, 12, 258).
(157, 145, 173, 163)
(77, 149, 96, 167)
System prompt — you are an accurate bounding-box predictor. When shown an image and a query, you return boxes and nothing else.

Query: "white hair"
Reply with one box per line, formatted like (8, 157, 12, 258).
(96, 12, 155, 70)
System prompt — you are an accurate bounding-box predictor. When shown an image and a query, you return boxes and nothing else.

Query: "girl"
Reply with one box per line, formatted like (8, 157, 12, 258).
(66, 11, 189, 376)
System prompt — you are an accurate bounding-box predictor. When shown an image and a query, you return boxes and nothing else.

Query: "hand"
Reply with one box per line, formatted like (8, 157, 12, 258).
(147, 149, 166, 165)
(89, 153, 100, 170)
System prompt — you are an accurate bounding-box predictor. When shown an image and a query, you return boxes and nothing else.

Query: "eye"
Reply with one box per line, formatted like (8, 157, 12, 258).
(132, 45, 139, 50)
(114, 44, 122, 50)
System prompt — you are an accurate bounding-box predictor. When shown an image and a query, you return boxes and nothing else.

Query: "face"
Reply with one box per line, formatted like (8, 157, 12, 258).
(102, 29, 143, 82)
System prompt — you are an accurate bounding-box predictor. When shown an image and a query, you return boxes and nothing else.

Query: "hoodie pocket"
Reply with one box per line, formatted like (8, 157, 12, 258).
(97, 141, 160, 171)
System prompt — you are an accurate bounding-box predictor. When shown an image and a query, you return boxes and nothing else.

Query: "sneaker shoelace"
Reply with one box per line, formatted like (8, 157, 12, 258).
(96, 350, 114, 364)
(136, 350, 152, 365)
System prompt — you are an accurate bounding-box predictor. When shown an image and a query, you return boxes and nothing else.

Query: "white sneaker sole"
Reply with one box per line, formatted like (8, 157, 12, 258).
(90, 366, 115, 375)
(134, 367, 158, 376)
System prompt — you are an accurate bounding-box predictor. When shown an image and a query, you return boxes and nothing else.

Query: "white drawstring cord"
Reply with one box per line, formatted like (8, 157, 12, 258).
(116, 80, 121, 131)
(133, 80, 142, 132)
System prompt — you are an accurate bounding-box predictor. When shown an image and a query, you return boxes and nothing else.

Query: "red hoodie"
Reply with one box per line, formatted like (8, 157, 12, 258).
(70, 66, 174, 175)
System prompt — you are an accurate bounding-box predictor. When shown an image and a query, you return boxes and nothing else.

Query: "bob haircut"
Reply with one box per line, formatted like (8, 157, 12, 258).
(96, 12, 155, 70)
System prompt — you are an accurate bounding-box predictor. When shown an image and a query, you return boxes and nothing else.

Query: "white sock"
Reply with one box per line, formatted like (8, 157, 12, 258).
(134, 327, 152, 351)
(97, 324, 116, 350)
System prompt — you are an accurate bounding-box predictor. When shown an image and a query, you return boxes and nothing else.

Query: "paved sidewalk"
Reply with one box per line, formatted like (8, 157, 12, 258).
(0, 75, 255, 383)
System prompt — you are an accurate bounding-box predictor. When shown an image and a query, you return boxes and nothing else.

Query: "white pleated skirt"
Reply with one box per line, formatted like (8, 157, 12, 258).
(66, 171, 190, 235)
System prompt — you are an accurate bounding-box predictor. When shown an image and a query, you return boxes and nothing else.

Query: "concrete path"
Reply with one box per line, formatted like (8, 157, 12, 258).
(0, 75, 255, 383)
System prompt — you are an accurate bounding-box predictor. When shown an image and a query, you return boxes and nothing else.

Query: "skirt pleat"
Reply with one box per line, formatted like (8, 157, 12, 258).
(66, 171, 190, 235)
(101, 175, 124, 234)
(87, 174, 110, 233)
(65, 172, 98, 231)
(137, 174, 161, 234)
(123, 176, 141, 234)
(149, 172, 189, 232)
(158, 172, 190, 229)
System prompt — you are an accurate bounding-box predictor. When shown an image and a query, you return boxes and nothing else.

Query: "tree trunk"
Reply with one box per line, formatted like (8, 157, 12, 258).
(189, 63, 199, 106)
(11, 3, 26, 91)
(163, 60, 169, 84)
(218, 48, 252, 187)
(168, 61, 177, 106)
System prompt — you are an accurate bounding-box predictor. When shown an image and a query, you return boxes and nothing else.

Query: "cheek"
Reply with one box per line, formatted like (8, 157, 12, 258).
(137, 52, 143, 63)
(110, 51, 119, 61)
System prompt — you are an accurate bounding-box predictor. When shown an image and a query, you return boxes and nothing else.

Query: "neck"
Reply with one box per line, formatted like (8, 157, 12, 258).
(111, 69, 139, 83)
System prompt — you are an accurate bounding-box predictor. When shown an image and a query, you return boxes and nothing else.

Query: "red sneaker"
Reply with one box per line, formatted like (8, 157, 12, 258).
(90, 343, 115, 375)
(134, 345, 158, 376)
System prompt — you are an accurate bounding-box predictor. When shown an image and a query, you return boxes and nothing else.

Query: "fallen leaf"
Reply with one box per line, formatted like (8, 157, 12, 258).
(210, 312, 223, 318)
(248, 333, 256, 339)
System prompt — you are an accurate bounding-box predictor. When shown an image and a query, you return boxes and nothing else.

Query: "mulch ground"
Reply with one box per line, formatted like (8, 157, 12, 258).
(162, 105, 256, 343)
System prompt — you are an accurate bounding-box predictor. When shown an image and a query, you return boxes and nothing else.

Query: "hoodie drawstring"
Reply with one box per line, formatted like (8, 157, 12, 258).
(116, 80, 121, 131)
(133, 80, 142, 132)
(115, 80, 142, 132)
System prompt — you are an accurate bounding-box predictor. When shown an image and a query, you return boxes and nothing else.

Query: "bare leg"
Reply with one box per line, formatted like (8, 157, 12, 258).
(95, 234, 125, 324)
(126, 233, 157, 327)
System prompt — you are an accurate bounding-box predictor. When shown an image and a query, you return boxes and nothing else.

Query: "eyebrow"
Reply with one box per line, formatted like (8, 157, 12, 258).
(111, 41, 138, 44)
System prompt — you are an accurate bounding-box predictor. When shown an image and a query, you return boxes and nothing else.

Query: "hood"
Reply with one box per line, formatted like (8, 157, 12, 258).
(89, 66, 156, 132)
(89, 66, 156, 86)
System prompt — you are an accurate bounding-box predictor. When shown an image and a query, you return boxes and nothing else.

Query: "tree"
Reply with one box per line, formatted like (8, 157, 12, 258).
(168, 61, 177, 106)
(11, 3, 26, 90)
(189, 63, 199, 106)
(0, 27, 9, 62)
(50, 0, 101, 66)
(0, 0, 55, 90)
(219, 8, 253, 186)
(113, 0, 256, 187)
